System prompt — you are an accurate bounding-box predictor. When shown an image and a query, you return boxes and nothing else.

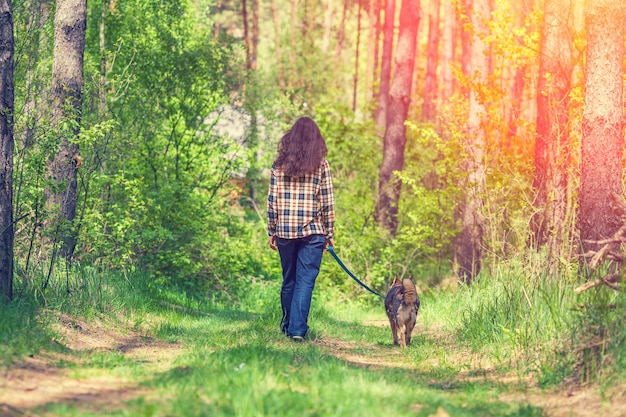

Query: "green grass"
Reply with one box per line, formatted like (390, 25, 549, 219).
(2, 263, 625, 416)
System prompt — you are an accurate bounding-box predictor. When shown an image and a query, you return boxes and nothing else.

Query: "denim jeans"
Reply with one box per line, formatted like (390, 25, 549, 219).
(277, 234, 326, 338)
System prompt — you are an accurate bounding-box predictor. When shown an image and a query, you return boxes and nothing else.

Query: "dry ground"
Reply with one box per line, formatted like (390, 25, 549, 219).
(0, 315, 625, 416)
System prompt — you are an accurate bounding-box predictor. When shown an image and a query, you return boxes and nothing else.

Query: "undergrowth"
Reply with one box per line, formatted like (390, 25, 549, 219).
(1, 254, 625, 393)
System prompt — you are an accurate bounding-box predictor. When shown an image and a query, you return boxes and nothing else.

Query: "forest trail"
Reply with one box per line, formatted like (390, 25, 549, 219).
(0, 315, 624, 416)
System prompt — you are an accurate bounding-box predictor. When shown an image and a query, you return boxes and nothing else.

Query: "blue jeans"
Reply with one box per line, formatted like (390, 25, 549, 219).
(277, 234, 326, 338)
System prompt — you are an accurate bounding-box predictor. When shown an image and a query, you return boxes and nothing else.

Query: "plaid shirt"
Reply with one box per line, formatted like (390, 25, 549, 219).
(267, 159, 335, 239)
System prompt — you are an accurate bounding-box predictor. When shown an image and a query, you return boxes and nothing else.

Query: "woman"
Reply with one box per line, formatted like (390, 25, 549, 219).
(266, 117, 335, 342)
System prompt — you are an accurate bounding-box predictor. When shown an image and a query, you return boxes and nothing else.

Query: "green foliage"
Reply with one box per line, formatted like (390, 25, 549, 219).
(560, 272, 626, 387)
(394, 123, 465, 281)
(0, 294, 52, 368)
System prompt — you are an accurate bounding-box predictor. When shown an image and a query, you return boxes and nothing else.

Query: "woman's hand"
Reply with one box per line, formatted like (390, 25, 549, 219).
(326, 237, 334, 250)
(269, 235, 278, 251)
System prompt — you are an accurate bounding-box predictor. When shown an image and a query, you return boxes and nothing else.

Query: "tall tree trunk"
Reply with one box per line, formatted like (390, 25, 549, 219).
(505, 1, 531, 145)
(251, 0, 259, 70)
(459, 0, 471, 88)
(21, 0, 51, 150)
(530, 0, 573, 264)
(321, 0, 333, 53)
(375, 0, 420, 235)
(0, 0, 14, 302)
(270, 0, 285, 89)
(242, 0, 251, 70)
(365, 0, 377, 105)
(439, 0, 454, 116)
(579, 0, 626, 261)
(375, 0, 396, 129)
(46, 0, 86, 260)
(422, 0, 440, 122)
(289, 0, 299, 86)
(454, 0, 489, 284)
(335, 0, 347, 63)
(99, 0, 109, 115)
(352, 1, 361, 112)
(371, 0, 381, 102)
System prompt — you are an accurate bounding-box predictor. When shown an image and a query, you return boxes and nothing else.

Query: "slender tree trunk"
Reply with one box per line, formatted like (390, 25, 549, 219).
(21, 0, 51, 150)
(454, 0, 489, 284)
(353, 1, 361, 112)
(439, 0, 454, 112)
(505, 1, 531, 145)
(289, 0, 299, 86)
(376, 0, 420, 235)
(371, 0, 381, 102)
(242, 0, 251, 70)
(364, 0, 377, 105)
(251, 0, 259, 70)
(322, 0, 333, 53)
(214, 0, 223, 40)
(530, 0, 573, 264)
(99, 0, 109, 115)
(422, 0, 440, 122)
(459, 0, 471, 87)
(375, 0, 396, 129)
(270, 0, 285, 89)
(0, 0, 14, 302)
(335, 0, 347, 63)
(579, 0, 626, 261)
(46, 0, 86, 259)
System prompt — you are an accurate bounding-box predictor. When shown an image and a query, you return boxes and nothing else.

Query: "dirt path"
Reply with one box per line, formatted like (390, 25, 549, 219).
(1, 315, 624, 416)
(0, 314, 183, 414)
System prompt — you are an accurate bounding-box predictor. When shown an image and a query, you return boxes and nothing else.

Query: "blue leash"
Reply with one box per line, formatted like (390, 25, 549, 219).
(327, 246, 385, 299)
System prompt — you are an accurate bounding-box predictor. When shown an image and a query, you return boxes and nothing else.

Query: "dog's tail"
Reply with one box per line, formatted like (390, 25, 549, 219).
(402, 279, 417, 304)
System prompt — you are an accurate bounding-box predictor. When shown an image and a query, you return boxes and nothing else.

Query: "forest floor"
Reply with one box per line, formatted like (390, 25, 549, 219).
(1, 314, 625, 417)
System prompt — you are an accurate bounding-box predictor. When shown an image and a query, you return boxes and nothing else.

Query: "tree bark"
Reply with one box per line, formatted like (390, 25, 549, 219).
(439, 0, 454, 112)
(376, 0, 420, 235)
(352, 1, 361, 112)
(322, 0, 333, 53)
(579, 0, 626, 261)
(251, 0, 259, 70)
(46, 0, 86, 259)
(375, 0, 396, 129)
(459, 0, 471, 88)
(289, 0, 299, 86)
(242, 0, 251, 70)
(365, 0, 378, 105)
(20, 0, 51, 150)
(335, 0, 347, 63)
(530, 0, 573, 263)
(422, 0, 440, 122)
(454, 0, 489, 284)
(270, 0, 285, 89)
(0, 0, 14, 302)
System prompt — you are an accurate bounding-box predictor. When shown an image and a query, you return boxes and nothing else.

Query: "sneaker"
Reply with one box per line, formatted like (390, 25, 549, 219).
(290, 335, 305, 342)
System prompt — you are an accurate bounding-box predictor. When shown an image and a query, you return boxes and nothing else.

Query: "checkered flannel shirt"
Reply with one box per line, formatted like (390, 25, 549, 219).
(267, 159, 335, 240)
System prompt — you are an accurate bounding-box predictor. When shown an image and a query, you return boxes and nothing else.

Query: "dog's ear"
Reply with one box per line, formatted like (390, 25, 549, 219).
(392, 276, 402, 286)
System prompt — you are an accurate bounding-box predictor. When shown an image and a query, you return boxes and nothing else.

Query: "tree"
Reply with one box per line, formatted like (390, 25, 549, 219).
(270, 0, 286, 89)
(45, 0, 86, 261)
(454, 0, 490, 284)
(375, 0, 420, 235)
(422, 0, 440, 122)
(579, 0, 626, 261)
(0, 0, 14, 302)
(375, 0, 395, 129)
(530, 0, 573, 263)
(439, 0, 454, 107)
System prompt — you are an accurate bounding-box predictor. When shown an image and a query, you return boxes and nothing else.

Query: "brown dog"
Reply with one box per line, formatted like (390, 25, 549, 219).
(384, 277, 420, 347)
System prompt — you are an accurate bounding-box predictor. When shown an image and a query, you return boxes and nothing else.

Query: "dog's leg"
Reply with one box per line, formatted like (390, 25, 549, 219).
(389, 318, 399, 345)
(406, 317, 416, 346)
(399, 324, 407, 348)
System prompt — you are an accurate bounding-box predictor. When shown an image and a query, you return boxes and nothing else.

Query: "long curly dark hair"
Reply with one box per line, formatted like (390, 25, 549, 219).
(274, 117, 328, 177)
